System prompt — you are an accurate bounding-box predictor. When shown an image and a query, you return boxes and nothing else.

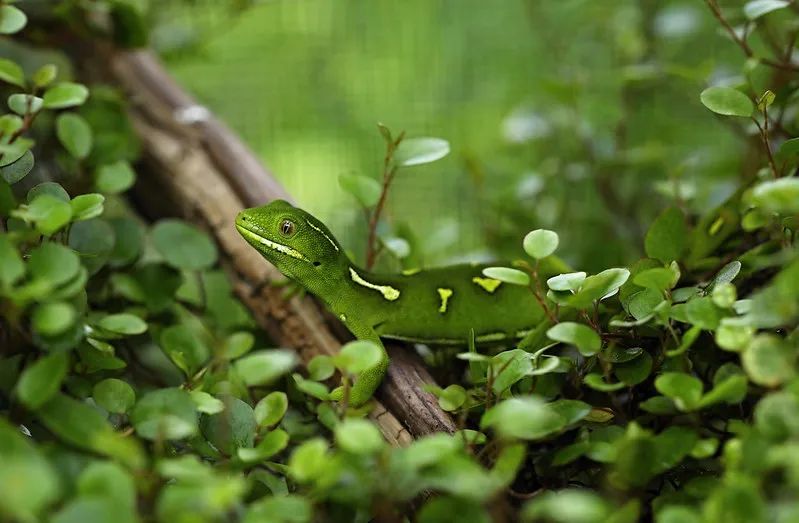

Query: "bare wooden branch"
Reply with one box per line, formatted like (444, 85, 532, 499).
(94, 49, 456, 441)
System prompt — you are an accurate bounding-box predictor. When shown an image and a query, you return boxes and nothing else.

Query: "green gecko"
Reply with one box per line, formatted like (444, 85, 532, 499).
(236, 200, 546, 405)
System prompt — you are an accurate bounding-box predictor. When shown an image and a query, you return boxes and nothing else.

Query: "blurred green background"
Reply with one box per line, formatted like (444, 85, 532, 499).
(155, 0, 746, 271)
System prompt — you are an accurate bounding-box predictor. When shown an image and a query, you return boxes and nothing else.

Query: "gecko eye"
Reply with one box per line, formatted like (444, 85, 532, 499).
(280, 219, 296, 236)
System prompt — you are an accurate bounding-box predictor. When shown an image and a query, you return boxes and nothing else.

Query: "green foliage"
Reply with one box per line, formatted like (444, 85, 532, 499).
(2, 2, 799, 522)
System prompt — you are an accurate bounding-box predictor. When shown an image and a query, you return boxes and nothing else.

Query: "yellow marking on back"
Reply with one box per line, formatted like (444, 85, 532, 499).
(437, 288, 453, 313)
(349, 268, 400, 301)
(402, 268, 421, 276)
(472, 276, 502, 293)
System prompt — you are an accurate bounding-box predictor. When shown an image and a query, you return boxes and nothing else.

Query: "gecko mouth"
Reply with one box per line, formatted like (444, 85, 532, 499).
(236, 223, 313, 263)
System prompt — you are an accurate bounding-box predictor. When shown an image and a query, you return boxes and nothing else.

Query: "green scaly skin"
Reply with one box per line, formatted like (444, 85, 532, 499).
(236, 200, 545, 405)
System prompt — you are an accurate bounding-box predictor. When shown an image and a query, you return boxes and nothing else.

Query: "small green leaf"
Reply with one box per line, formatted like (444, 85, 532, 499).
(189, 390, 224, 415)
(32, 64, 57, 88)
(754, 391, 799, 441)
(700, 86, 754, 117)
(93, 378, 136, 414)
(56, 113, 93, 159)
(482, 266, 530, 286)
(97, 313, 147, 335)
(712, 282, 737, 308)
(0, 235, 24, 286)
(288, 438, 328, 482)
(583, 373, 626, 392)
(0, 419, 60, 519)
(744, 0, 790, 19)
(16, 353, 69, 409)
(238, 429, 289, 463)
(334, 418, 384, 454)
(523, 229, 559, 259)
(778, 137, 799, 158)
(95, 161, 136, 194)
(17, 194, 72, 235)
(645, 207, 687, 262)
(685, 296, 724, 330)
(43, 82, 89, 109)
(757, 89, 776, 111)
(28, 242, 80, 286)
(742, 334, 795, 387)
(750, 178, 799, 214)
(547, 271, 586, 291)
(481, 396, 565, 440)
(292, 374, 329, 400)
(200, 395, 256, 455)
(570, 268, 630, 307)
(338, 173, 381, 208)
(0, 5, 27, 35)
(715, 322, 754, 351)
(221, 331, 254, 360)
(395, 137, 450, 166)
(633, 267, 676, 292)
(27, 182, 69, 203)
(159, 324, 210, 376)
(438, 384, 467, 411)
(334, 340, 383, 374)
(0, 58, 24, 87)
(307, 354, 335, 381)
(655, 372, 703, 411)
(130, 388, 198, 440)
(614, 351, 653, 386)
(254, 391, 288, 427)
(151, 219, 218, 271)
(698, 375, 747, 408)
(7, 94, 42, 115)
(546, 322, 601, 356)
(522, 489, 610, 523)
(234, 349, 298, 387)
(32, 301, 76, 337)
(0, 150, 34, 184)
(70, 193, 104, 221)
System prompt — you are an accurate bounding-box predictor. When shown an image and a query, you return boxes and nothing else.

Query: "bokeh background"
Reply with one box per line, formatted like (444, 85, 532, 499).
(152, 0, 748, 271)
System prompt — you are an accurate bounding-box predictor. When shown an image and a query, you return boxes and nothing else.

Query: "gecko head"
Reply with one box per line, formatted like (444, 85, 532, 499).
(236, 200, 344, 279)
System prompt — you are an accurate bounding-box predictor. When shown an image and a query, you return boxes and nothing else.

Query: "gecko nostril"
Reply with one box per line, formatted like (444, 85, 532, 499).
(240, 216, 247, 221)
(313, 261, 321, 267)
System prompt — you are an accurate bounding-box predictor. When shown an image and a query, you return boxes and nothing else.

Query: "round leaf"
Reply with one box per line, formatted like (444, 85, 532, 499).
(43, 82, 89, 109)
(130, 388, 198, 440)
(700, 86, 753, 117)
(56, 113, 93, 159)
(0, 150, 34, 184)
(547, 271, 586, 292)
(32, 301, 76, 337)
(16, 353, 69, 410)
(438, 384, 467, 411)
(0, 6, 27, 35)
(28, 242, 80, 286)
(32, 64, 57, 88)
(334, 418, 384, 454)
(546, 322, 601, 356)
(482, 267, 530, 286)
(254, 391, 288, 427)
(70, 194, 104, 221)
(95, 161, 136, 194)
(234, 349, 298, 387)
(0, 58, 24, 87)
(481, 396, 565, 440)
(744, 0, 790, 19)
(523, 229, 559, 259)
(395, 137, 450, 166)
(200, 395, 256, 455)
(655, 372, 703, 411)
(151, 219, 218, 271)
(742, 334, 795, 387)
(96, 313, 147, 335)
(93, 378, 136, 414)
(338, 173, 381, 208)
(335, 340, 383, 374)
(7, 94, 42, 115)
